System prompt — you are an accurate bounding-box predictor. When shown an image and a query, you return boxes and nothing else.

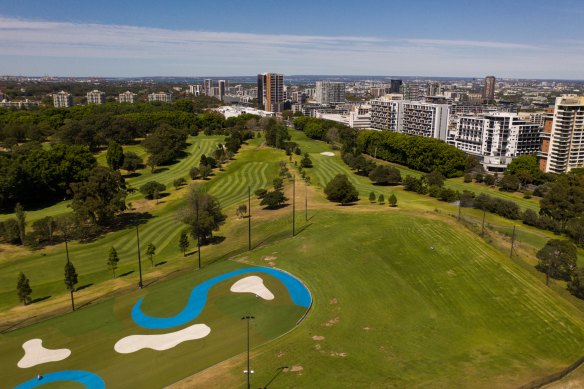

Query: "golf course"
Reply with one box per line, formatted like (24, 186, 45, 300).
(2, 128, 584, 388)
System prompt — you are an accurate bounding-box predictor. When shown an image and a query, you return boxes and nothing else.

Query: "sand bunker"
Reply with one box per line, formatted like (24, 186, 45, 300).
(320, 152, 335, 157)
(18, 339, 71, 368)
(230, 276, 274, 300)
(114, 324, 211, 354)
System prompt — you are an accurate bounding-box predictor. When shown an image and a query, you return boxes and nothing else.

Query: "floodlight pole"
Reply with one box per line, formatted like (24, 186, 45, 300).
(510, 225, 516, 258)
(292, 175, 296, 237)
(242, 315, 255, 389)
(305, 183, 308, 222)
(481, 209, 486, 236)
(248, 186, 252, 251)
(64, 231, 70, 264)
(136, 225, 143, 288)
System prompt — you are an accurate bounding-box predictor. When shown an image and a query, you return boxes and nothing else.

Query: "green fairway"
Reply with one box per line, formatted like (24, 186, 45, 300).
(1, 260, 308, 389)
(182, 209, 584, 388)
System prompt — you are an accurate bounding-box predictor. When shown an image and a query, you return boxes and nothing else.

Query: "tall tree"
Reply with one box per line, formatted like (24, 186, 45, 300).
(180, 186, 226, 244)
(64, 261, 78, 311)
(16, 272, 32, 305)
(179, 230, 189, 257)
(14, 202, 26, 245)
(107, 247, 120, 278)
(536, 239, 577, 286)
(146, 243, 156, 267)
(389, 193, 398, 207)
(70, 166, 127, 225)
(122, 152, 142, 173)
(540, 174, 584, 230)
(106, 141, 125, 171)
(300, 153, 313, 168)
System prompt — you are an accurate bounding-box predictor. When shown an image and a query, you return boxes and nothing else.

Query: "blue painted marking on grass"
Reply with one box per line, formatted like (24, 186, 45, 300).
(14, 370, 105, 389)
(132, 267, 311, 329)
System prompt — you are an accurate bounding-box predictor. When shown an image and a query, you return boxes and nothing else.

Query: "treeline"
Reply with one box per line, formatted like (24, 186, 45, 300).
(357, 130, 468, 178)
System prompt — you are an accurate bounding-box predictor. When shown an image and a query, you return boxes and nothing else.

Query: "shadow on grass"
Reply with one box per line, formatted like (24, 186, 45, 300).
(76, 283, 93, 291)
(119, 270, 135, 277)
(30, 296, 51, 304)
(153, 167, 170, 174)
(123, 172, 142, 179)
(155, 261, 167, 267)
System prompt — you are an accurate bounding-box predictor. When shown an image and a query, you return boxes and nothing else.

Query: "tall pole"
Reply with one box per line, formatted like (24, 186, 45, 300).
(458, 200, 461, 221)
(305, 183, 308, 222)
(481, 209, 486, 236)
(136, 225, 143, 288)
(242, 315, 255, 389)
(292, 174, 296, 236)
(510, 225, 516, 258)
(196, 200, 201, 269)
(64, 231, 70, 264)
(248, 186, 252, 251)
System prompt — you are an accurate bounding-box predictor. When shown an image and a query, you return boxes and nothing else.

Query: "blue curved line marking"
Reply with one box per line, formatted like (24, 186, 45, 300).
(14, 370, 105, 389)
(132, 267, 311, 329)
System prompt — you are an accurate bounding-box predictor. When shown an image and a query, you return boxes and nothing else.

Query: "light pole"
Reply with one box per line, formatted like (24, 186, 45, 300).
(241, 315, 255, 389)
(292, 174, 296, 236)
(136, 224, 143, 288)
(248, 186, 252, 251)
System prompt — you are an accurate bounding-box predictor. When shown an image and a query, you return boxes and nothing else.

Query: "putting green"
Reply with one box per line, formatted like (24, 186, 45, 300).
(1, 261, 310, 388)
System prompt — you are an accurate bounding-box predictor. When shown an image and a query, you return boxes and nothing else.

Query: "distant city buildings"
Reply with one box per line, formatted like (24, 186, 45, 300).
(204, 79, 212, 96)
(450, 112, 541, 172)
(258, 72, 284, 112)
(483, 76, 496, 102)
(148, 92, 173, 103)
(216, 105, 276, 118)
(540, 95, 584, 173)
(218, 80, 226, 101)
(315, 81, 345, 104)
(53, 91, 73, 108)
(86, 89, 105, 104)
(370, 97, 449, 140)
(188, 84, 201, 96)
(118, 91, 137, 103)
(0, 99, 39, 109)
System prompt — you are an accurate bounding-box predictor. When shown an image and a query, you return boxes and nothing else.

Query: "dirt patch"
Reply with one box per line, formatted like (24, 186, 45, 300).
(312, 335, 325, 341)
(325, 317, 339, 327)
(363, 327, 371, 331)
(262, 255, 277, 261)
(290, 365, 303, 372)
(330, 352, 348, 357)
(276, 351, 286, 358)
(447, 270, 456, 277)
(314, 344, 321, 350)
(329, 298, 338, 305)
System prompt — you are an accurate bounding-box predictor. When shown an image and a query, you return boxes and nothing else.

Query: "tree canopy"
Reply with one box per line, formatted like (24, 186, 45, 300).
(324, 174, 359, 205)
(180, 186, 226, 244)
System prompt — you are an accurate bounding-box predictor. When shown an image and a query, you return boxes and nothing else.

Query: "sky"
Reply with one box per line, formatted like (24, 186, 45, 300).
(1, 0, 583, 79)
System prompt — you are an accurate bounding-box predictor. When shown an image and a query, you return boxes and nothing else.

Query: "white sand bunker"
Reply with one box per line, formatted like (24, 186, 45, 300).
(320, 152, 335, 157)
(114, 323, 211, 354)
(230, 276, 274, 300)
(18, 339, 71, 368)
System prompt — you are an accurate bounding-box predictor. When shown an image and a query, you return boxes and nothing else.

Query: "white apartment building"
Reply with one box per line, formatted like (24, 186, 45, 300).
(118, 91, 137, 103)
(188, 85, 201, 96)
(148, 92, 173, 103)
(315, 81, 346, 104)
(451, 112, 541, 172)
(540, 95, 584, 173)
(86, 90, 105, 105)
(53, 91, 73, 108)
(370, 97, 449, 140)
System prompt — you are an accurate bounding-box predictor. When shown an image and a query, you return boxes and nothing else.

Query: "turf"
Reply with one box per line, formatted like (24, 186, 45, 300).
(1, 260, 307, 389)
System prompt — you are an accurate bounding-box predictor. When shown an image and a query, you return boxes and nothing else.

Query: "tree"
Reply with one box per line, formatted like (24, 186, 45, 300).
(142, 124, 188, 166)
(369, 191, 376, 203)
(463, 174, 473, 183)
(368, 165, 402, 185)
(264, 119, 290, 149)
(236, 204, 248, 218)
(107, 247, 120, 278)
(16, 272, 32, 305)
(70, 166, 127, 225)
(378, 194, 385, 204)
(200, 164, 212, 179)
(499, 174, 520, 192)
(300, 153, 313, 168)
(189, 166, 200, 180)
(260, 190, 288, 209)
(506, 155, 542, 182)
(254, 188, 267, 199)
(140, 181, 166, 200)
(567, 218, 584, 246)
(64, 261, 78, 311)
(106, 141, 125, 171)
(173, 177, 187, 189)
(389, 194, 398, 207)
(536, 239, 577, 286)
(31, 216, 56, 245)
(146, 243, 156, 267)
(324, 174, 359, 205)
(180, 186, 226, 244)
(425, 170, 445, 187)
(540, 174, 584, 231)
(522, 209, 539, 227)
(179, 230, 189, 257)
(273, 177, 284, 191)
(568, 268, 584, 299)
(484, 174, 496, 186)
(15, 202, 26, 245)
(122, 152, 142, 173)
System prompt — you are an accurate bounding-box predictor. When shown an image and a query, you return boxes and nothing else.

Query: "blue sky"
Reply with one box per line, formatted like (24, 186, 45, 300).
(1, 0, 583, 78)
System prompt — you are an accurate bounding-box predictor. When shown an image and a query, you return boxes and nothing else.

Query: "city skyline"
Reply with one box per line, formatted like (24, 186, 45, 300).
(1, 0, 584, 79)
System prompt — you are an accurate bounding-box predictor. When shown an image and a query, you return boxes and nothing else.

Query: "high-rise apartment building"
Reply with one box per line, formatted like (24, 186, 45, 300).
(204, 79, 213, 96)
(218, 80, 226, 101)
(86, 90, 105, 105)
(452, 113, 541, 172)
(483, 76, 496, 101)
(390, 79, 403, 94)
(257, 73, 284, 112)
(540, 95, 584, 173)
(118, 91, 137, 103)
(402, 82, 426, 101)
(53, 91, 73, 108)
(315, 81, 346, 104)
(148, 92, 173, 103)
(188, 85, 201, 96)
(370, 97, 449, 140)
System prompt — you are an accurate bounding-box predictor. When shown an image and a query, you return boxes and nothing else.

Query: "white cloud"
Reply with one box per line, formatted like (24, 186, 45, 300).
(0, 16, 579, 78)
